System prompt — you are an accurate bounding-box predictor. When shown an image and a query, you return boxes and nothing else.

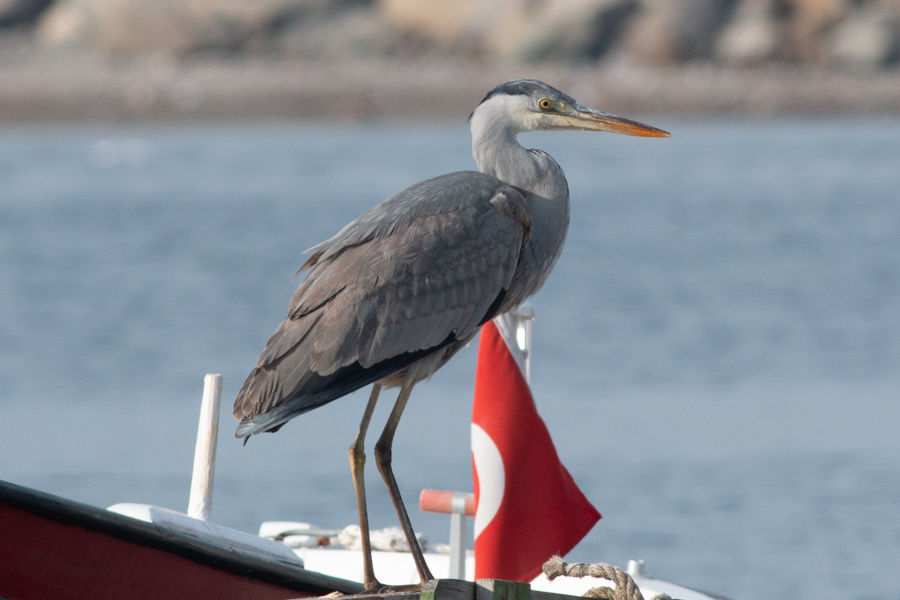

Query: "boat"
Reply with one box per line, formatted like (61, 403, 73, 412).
(1, 444, 732, 600)
(0, 476, 730, 600)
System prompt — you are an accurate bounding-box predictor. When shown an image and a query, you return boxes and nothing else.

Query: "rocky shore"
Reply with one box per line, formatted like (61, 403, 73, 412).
(1, 0, 900, 121)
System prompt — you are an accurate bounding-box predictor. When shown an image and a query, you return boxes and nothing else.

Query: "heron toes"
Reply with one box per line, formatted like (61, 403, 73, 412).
(362, 580, 382, 594)
(362, 580, 432, 595)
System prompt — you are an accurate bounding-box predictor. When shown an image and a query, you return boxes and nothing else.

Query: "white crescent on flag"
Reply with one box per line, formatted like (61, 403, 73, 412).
(471, 423, 504, 539)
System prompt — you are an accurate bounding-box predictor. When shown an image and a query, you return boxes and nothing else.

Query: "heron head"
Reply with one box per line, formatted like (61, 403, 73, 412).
(472, 79, 670, 138)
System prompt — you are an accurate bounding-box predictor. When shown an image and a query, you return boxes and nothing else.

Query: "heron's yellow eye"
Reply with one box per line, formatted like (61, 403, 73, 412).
(538, 98, 552, 110)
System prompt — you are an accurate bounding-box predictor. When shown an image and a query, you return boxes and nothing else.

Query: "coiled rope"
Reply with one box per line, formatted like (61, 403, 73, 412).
(542, 556, 672, 600)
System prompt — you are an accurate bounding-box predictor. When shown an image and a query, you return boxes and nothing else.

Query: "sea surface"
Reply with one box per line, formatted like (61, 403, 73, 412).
(1, 118, 898, 600)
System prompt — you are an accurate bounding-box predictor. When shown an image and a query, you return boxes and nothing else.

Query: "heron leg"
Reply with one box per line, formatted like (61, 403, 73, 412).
(374, 382, 434, 585)
(349, 383, 382, 592)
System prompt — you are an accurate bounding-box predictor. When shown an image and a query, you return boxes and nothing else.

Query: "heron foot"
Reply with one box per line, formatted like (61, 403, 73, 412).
(362, 581, 432, 595)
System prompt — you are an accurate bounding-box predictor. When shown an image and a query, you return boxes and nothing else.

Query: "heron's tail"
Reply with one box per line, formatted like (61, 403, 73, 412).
(233, 398, 310, 440)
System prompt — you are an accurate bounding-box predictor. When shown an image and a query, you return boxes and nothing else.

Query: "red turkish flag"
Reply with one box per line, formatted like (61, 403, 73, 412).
(471, 316, 601, 582)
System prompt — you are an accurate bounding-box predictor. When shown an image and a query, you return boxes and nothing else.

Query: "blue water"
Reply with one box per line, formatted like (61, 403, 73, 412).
(1, 119, 899, 600)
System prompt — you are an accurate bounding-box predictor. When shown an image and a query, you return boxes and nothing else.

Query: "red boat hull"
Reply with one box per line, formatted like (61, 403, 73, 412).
(0, 480, 363, 600)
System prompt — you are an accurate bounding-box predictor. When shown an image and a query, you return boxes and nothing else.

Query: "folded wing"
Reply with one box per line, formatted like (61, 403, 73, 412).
(233, 171, 532, 438)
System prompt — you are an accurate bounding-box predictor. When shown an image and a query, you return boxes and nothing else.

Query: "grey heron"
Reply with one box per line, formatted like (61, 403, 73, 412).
(233, 79, 669, 591)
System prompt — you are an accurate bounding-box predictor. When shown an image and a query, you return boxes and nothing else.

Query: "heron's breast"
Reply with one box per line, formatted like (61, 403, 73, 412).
(503, 186, 570, 308)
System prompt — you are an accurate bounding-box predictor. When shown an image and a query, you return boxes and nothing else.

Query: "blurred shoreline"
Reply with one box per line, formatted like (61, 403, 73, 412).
(4, 47, 900, 123)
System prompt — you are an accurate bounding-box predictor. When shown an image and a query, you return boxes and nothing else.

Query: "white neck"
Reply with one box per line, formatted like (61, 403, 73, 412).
(470, 95, 568, 201)
(469, 94, 571, 306)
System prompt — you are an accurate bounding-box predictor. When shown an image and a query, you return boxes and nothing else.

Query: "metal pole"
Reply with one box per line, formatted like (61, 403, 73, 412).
(512, 304, 534, 384)
(448, 492, 469, 580)
(188, 374, 222, 521)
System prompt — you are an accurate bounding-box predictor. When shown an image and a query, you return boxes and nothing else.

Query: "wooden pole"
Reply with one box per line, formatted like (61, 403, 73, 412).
(188, 374, 222, 521)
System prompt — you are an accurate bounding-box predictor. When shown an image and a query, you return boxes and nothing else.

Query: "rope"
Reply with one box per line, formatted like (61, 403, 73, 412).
(542, 556, 672, 600)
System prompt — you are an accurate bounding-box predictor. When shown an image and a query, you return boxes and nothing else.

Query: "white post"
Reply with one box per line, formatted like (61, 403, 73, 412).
(188, 374, 222, 521)
(448, 492, 469, 580)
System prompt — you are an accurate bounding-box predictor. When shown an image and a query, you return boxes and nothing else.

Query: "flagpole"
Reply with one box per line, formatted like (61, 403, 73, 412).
(510, 304, 534, 384)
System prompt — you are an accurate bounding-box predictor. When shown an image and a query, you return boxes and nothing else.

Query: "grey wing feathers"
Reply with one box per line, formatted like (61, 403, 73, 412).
(299, 171, 505, 271)
(234, 171, 531, 437)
